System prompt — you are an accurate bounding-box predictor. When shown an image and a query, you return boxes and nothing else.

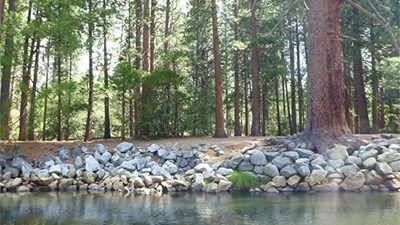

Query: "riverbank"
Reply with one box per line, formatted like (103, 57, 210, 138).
(1, 135, 400, 194)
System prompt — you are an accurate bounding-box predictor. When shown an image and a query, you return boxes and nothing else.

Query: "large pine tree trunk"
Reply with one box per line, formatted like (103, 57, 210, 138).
(150, 0, 156, 72)
(143, 0, 150, 72)
(250, 0, 260, 136)
(370, 26, 379, 133)
(0, 0, 16, 140)
(301, 0, 359, 153)
(57, 54, 63, 141)
(0, 0, 4, 40)
(164, 0, 170, 54)
(288, 22, 297, 134)
(211, 0, 227, 138)
(274, 75, 282, 136)
(42, 47, 50, 141)
(134, 0, 142, 137)
(295, 21, 304, 131)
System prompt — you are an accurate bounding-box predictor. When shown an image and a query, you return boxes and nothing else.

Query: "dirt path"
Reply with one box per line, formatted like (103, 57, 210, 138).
(1, 134, 397, 163)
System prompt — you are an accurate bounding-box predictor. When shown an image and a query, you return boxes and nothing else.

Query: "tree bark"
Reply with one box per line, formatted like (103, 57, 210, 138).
(0, 0, 5, 40)
(103, 0, 111, 139)
(0, 0, 16, 140)
(275, 75, 282, 136)
(57, 54, 63, 141)
(42, 46, 50, 141)
(243, 51, 249, 136)
(143, 0, 150, 72)
(295, 21, 304, 131)
(134, 0, 142, 137)
(289, 22, 297, 134)
(250, 0, 260, 136)
(85, 0, 94, 141)
(301, 0, 359, 153)
(379, 87, 385, 130)
(233, 0, 241, 136)
(28, 39, 41, 141)
(150, 0, 156, 72)
(66, 55, 72, 141)
(211, 0, 227, 138)
(164, 0, 170, 54)
(352, 9, 371, 134)
(18, 0, 33, 141)
(370, 26, 379, 133)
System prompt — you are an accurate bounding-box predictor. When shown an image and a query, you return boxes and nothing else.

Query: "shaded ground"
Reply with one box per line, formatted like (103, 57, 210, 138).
(0, 134, 397, 163)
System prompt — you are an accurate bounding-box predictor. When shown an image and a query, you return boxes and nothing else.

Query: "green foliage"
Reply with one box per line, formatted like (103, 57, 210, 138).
(228, 170, 259, 192)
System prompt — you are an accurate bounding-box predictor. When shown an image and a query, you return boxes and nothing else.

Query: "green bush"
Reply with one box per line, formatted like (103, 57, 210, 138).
(228, 170, 259, 192)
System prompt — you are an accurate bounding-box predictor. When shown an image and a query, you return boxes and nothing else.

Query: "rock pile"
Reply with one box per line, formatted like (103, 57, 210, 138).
(1, 135, 400, 194)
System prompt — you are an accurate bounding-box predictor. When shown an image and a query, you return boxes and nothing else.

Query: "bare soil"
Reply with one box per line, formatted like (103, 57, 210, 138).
(1, 134, 397, 163)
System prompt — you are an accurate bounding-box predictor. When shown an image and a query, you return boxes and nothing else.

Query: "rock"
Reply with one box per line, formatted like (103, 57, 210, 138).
(120, 160, 136, 172)
(117, 142, 134, 153)
(37, 177, 54, 186)
(49, 165, 62, 175)
(295, 182, 310, 192)
(326, 145, 349, 160)
(253, 166, 264, 174)
(282, 151, 300, 160)
(61, 164, 76, 178)
(345, 156, 363, 166)
(59, 178, 74, 190)
(384, 179, 400, 191)
(216, 168, 233, 176)
(93, 144, 107, 154)
(365, 170, 384, 185)
(157, 148, 166, 157)
(264, 163, 280, 177)
(11, 157, 25, 170)
(165, 152, 177, 160)
(177, 158, 189, 168)
(57, 146, 70, 160)
(363, 157, 377, 170)
(21, 161, 33, 177)
(96, 151, 112, 164)
(340, 172, 365, 191)
(132, 177, 145, 188)
(287, 175, 301, 187)
(204, 183, 218, 193)
(183, 151, 194, 158)
(85, 155, 101, 172)
(328, 159, 345, 169)
(294, 160, 311, 178)
(272, 176, 286, 188)
(310, 155, 327, 168)
(194, 163, 212, 173)
(272, 156, 293, 169)
(378, 137, 400, 147)
(280, 165, 297, 178)
(265, 187, 279, 193)
(389, 160, 400, 172)
(309, 170, 328, 186)
(151, 165, 172, 180)
(162, 161, 178, 175)
(358, 149, 378, 160)
(147, 144, 160, 153)
(17, 185, 30, 192)
(313, 183, 340, 192)
(264, 152, 280, 161)
(375, 162, 393, 175)
(238, 161, 254, 171)
(230, 153, 244, 168)
(171, 179, 188, 188)
(249, 150, 268, 166)
(192, 181, 205, 191)
(83, 172, 96, 184)
(295, 148, 314, 158)
(377, 152, 400, 163)
(5, 178, 22, 189)
(75, 156, 84, 169)
(135, 157, 149, 171)
(339, 164, 359, 177)
(217, 180, 232, 192)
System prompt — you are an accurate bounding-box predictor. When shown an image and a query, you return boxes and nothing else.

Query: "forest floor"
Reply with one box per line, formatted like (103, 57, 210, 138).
(1, 134, 397, 163)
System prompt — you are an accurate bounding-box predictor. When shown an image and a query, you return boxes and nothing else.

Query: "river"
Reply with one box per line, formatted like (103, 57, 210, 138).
(1, 191, 400, 225)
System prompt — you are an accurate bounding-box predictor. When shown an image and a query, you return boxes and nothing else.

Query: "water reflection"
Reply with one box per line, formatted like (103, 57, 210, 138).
(1, 192, 400, 225)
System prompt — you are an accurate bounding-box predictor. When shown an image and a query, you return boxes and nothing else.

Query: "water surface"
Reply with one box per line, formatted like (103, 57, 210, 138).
(1, 191, 400, 225)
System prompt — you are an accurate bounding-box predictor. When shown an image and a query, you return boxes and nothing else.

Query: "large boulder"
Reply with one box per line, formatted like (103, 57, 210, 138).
(85, 155, 102, 172)
(309, 169, 328, 186)
(163, 161, 178, 175)
(340, 172, 365, 191)
(272, 156, 293, 169)
(264, 163, 280, 177)
(117, 142, 134, 153)
(326, 145, 349, 160)
(280, 165, 297, 178)
(249, 150, 267, 166)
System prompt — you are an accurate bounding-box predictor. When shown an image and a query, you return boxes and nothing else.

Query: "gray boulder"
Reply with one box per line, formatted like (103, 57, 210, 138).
(49, 165, 62, 175)
(95, 151, 112, 164)
(21, 161, 33, 177)
(375, 162, 393, 175)
(358, 149, 378, 160)
(377, 151, 400, 163)
(120, 160, 136, 172)
(280, 165, 297, 178)
(295, 148, 314, 158)
(85, 155, 102, 172)
(362, 157, 377, 170)
(264, 163, 280, 177)
(264, 152, 280, 161)
(309, 169, 327, 186)
(282, 151, 300, 160)
(328, 159, 345, 169)
(249, 150, 267, 166)
(163, 161, 178, 174)
(230, 153, 244, 168)
(345, 156, 363, 166)
(57, 146, 70, 160)
(238, 161, 254, 171)
(75, 156, 84, 169)
(272, 156, 293, 169)
(365, 170, 384, 185)
(117, 142, 133, 153)
(389, 160, 400, 172)
(93, 144, 107, 154)
(147, 144, 160, 153)
(313, 183, 340, 192)
(325, 145, 349, 160)
(339, 164, 359, 177)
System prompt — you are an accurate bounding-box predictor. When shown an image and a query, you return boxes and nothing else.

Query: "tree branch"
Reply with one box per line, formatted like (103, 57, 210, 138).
(344, 0, 400, 56)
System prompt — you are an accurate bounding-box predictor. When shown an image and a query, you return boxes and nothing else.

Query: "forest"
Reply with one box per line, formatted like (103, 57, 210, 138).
(0, 0, 399, 142)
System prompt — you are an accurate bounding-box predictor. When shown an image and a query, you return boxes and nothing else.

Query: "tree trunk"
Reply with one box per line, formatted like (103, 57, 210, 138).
(143, 0, 150, 72)
(0, 0, 4, 40)
(289, 22, 297, 134)
(0, 0, 16, 140)
(343, 40, 353, 133)
(42, 46, 50, 141)
(129, 99, 134, 137)
(18, 0, 33, 141)
(250, 0, 260, 136)
(244, 51, 249, 136)
(352, 9, 371, 134)
(164, 0, 170, 54)
(295, 21, 304, 131)
(233, 0, 241, 136)
(284, 74, 292, 135)
(28, 39, 40, 141)
(211, 0, 227, 138)
(275, 75, 282, 136)
(57, 54, 63, 141)
(134, 0, 142, 137)
(103, 0, 111, 139)
(261, 79, 267, 136)
(370, 26, 379, 134)
(301, 0, 358, 153)
(66, 55, 72, 141)
(150, 0, 156, 72)
(121, 92, 126, 140)
(85, 0, 94, 141)
(379, 87, 385, 130)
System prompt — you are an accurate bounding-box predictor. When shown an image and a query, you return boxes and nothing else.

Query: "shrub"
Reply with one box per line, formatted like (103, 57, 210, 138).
(228, 170, 259, 192)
